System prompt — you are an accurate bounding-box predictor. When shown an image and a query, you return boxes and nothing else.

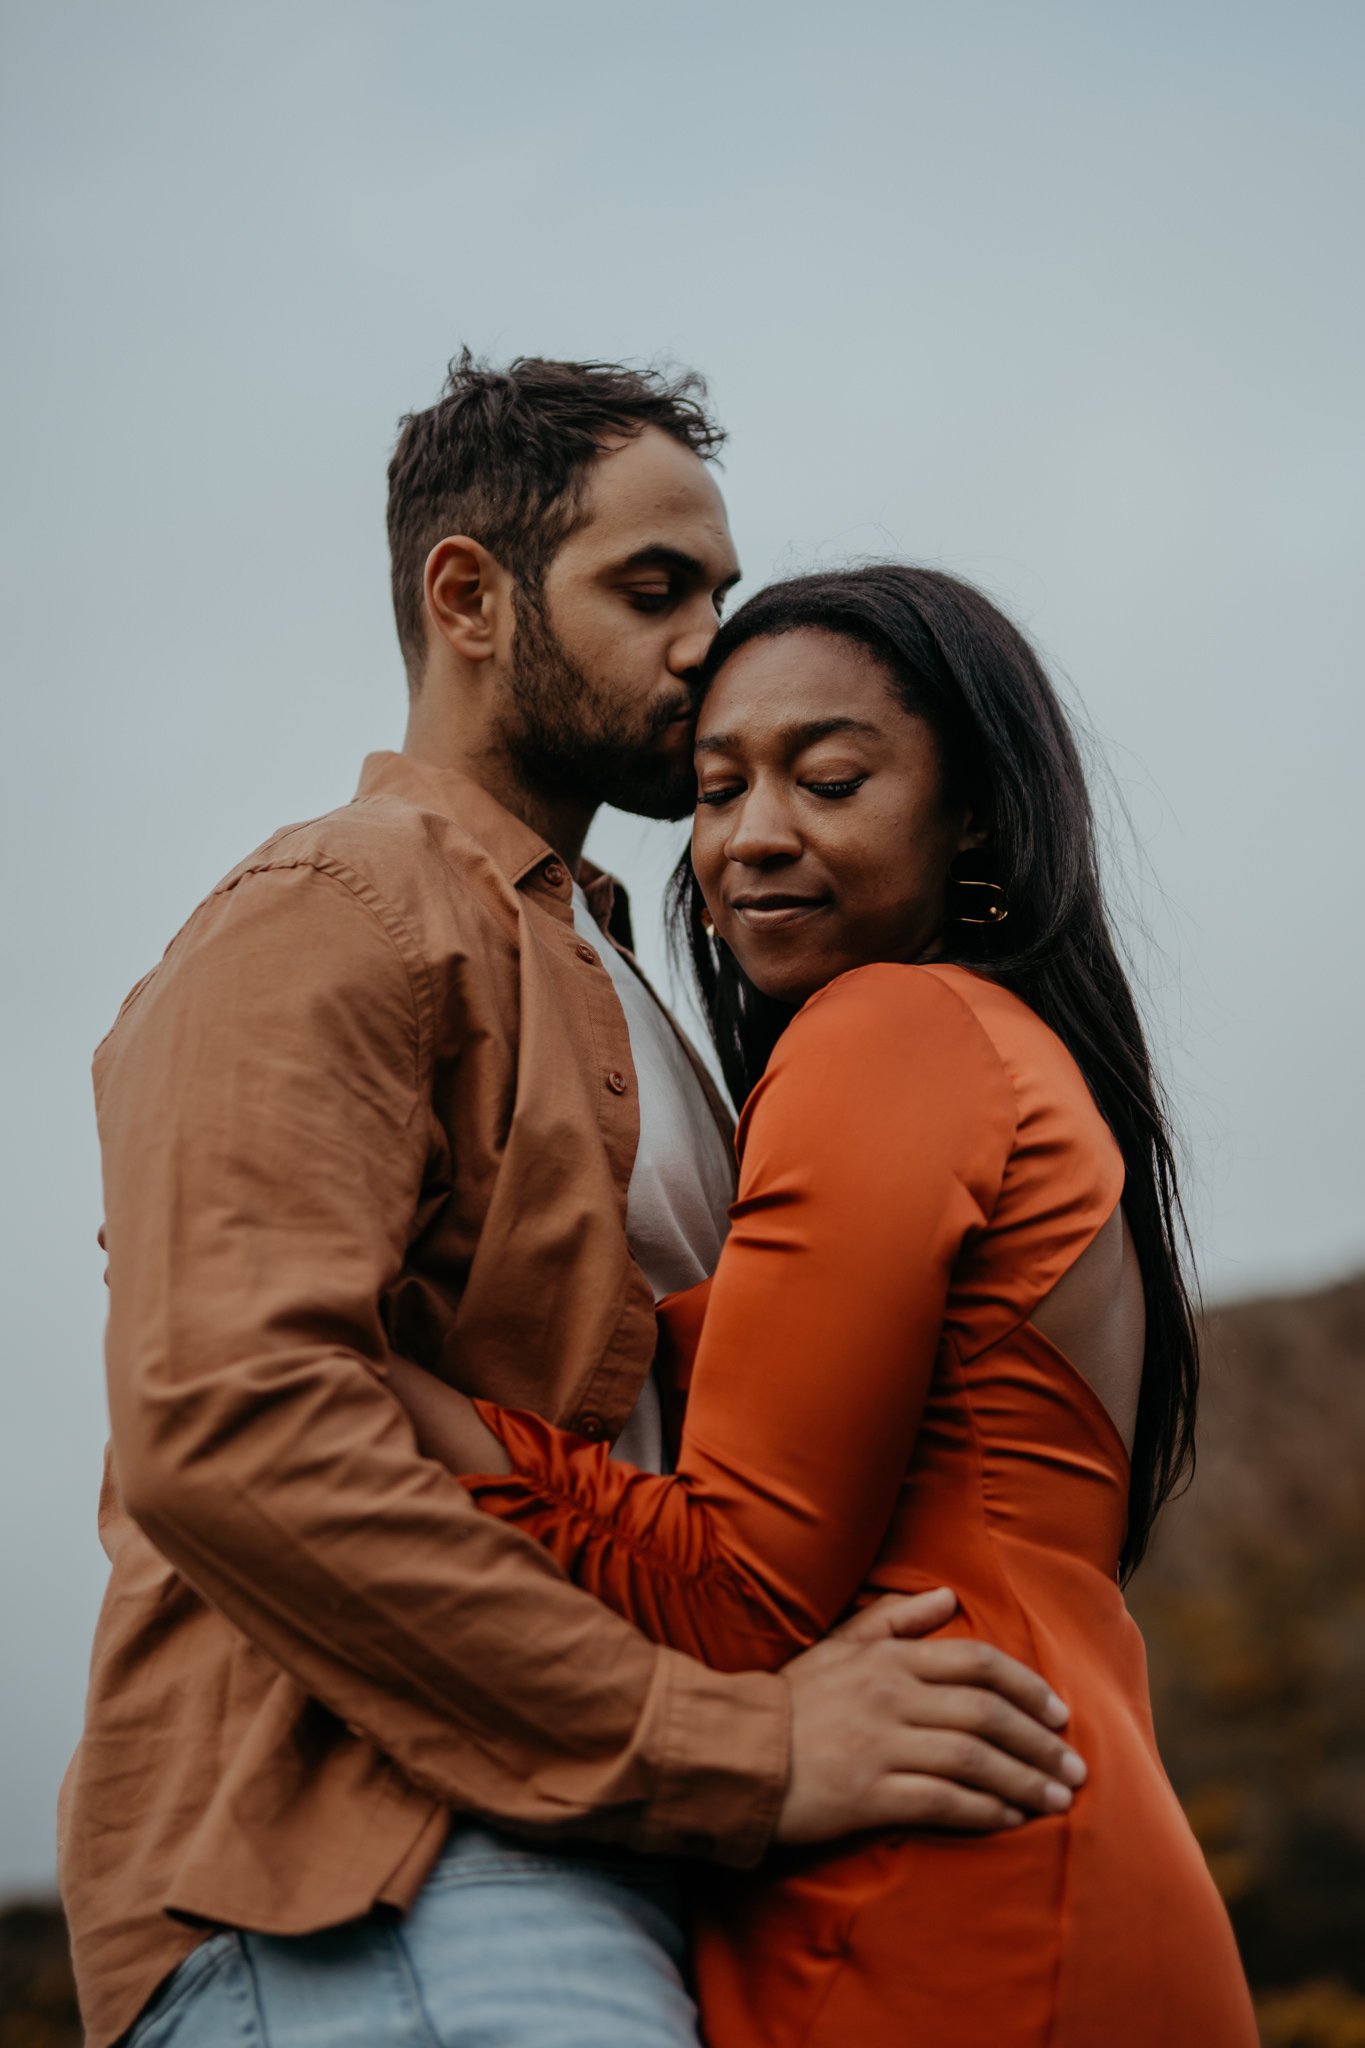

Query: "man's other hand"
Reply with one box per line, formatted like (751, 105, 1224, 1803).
(776, 1589, 1087, 1843)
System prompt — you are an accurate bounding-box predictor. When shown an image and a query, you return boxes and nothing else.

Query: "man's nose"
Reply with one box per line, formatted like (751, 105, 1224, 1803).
(667, 610, 720, 680)
(725, 787, 802, 865)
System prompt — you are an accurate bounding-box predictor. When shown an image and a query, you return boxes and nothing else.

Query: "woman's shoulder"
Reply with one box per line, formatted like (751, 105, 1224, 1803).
(737, 962, 1018, 1207)
(913, 962, 1055, 1059)
(758, 961, 1019, 1139)
(918, 966, 1123, 1195)
(790, 958, 1017, 1063)
(780, 961, 1115, 1159)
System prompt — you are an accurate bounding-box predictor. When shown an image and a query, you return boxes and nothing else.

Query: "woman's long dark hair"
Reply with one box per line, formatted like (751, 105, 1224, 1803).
(669, 566, 1198, 1581)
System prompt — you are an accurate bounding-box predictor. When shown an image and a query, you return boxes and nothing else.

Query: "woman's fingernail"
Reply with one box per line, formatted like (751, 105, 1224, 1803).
(1044, 1692, 1069, 1726)
(1059, 1750, 1087, 1787)
(1004, 1807, 1025, 1827)
(1045, 1782, 1073, 1812)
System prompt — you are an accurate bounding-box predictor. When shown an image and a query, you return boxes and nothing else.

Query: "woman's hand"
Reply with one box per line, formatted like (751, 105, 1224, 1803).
(385, 1356, 513, 1475)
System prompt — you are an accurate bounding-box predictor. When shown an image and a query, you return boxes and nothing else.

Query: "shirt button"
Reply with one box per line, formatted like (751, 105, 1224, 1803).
(543, 859, 568, 888)
(606, 1071, 628, 1095)
(576, 1413, 606, 1441)
(575, 942, 597, 964)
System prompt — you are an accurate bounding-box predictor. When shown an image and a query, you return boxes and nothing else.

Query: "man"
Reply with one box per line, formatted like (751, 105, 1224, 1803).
(61, 354, 1085, 2047)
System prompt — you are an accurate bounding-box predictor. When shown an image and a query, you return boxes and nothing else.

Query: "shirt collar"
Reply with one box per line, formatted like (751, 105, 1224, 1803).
(355, 751, 633, 939)
(355, 751, 557, 885)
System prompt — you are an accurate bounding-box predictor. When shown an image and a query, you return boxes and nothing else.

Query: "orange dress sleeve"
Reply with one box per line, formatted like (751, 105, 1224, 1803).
(465, 964, 1018, 1672)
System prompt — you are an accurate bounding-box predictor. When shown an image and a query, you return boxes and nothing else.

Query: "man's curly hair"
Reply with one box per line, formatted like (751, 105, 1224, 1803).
(386, 350, 725, 681)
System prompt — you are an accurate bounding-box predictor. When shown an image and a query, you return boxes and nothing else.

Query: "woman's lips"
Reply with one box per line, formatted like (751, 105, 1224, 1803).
(728, 897, 829, 932)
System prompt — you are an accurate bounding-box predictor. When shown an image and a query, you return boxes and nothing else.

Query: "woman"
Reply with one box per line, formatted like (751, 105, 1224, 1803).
(396, 566, 1257, 2045)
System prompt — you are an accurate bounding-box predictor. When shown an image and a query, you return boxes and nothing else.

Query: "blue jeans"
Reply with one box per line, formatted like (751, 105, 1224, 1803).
(124, 1825, 700, 2047)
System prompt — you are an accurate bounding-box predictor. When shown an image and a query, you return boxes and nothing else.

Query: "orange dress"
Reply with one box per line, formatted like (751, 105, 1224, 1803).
(465, 962, 1257, 2047)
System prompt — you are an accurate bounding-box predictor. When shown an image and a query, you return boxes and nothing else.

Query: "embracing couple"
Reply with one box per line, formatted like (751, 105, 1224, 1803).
(60, 354, 1256, 2046)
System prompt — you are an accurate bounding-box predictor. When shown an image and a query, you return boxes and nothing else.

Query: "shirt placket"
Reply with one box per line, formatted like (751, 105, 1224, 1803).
(526, 852, 653, 1441)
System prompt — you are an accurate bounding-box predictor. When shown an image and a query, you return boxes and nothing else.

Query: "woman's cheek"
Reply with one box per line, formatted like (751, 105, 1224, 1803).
(689, 815, 723, 890)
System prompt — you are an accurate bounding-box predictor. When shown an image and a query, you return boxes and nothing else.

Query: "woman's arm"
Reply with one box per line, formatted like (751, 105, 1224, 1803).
(406, 967, 1017, 1675)
(385, 1355, 512, 1474)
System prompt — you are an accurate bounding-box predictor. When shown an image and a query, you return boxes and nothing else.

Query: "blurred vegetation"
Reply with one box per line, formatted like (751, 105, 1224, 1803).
(0, 1903, 79, 2048)
(4, 1274, 1362, 2045)
(1128, 1271, 1365, 2043)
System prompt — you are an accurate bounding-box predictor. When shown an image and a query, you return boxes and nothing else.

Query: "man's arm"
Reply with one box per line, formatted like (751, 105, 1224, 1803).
(98, 858, 786, 1864)
(389, 1367, 1086, 1832)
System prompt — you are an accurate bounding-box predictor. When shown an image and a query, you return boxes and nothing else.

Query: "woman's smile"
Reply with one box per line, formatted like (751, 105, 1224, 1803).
(727, 891, 832, 933)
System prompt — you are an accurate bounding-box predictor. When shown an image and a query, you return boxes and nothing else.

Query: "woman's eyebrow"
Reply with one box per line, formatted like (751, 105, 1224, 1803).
(696, 716, 883, 756)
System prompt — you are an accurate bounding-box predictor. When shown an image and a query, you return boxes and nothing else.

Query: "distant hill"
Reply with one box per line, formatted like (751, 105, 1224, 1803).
(5, 1272, 1363, 2046)
(1129, 1270, 1365, 2042)
(0, 1899, 79, 2047)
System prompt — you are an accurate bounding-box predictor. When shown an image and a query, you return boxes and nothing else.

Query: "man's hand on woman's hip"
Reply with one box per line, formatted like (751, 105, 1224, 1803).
(776, 1589, 1088, 1843)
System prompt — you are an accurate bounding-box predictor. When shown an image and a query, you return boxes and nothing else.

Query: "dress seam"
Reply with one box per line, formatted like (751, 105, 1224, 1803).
(953, 1333, 1075, 2048)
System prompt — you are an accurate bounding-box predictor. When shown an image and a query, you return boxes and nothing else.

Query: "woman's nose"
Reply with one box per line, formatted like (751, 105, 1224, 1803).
(725, 788, 802, 866)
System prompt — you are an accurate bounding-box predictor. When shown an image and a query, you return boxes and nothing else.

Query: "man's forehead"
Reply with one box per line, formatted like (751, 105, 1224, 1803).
(573, 427, 737, 574)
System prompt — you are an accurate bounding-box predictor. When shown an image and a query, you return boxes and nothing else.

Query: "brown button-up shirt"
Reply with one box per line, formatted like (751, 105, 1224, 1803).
(59, 752, 789, 2048)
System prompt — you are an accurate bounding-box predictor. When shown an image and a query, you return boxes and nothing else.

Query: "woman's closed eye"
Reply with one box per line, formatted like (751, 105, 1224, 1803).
(696, 774, 868, 809)
(805, 776, 866, 799)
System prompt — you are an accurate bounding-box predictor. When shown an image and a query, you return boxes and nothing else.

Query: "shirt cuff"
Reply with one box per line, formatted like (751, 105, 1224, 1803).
(643, 1647, 791, 1869)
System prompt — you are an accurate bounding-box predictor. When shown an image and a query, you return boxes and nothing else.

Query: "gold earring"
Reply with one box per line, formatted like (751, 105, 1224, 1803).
(953, 879, 1009, 926)
(701, 912, 716, 939)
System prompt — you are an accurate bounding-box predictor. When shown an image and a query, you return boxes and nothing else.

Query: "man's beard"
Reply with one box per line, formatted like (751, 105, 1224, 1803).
(499, 589, 697, 822)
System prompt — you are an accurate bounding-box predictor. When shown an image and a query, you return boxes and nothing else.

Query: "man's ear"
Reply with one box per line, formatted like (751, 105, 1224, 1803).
(423, 536, 510, 664)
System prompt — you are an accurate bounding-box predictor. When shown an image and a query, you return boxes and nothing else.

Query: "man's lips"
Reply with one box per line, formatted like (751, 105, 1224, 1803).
(727, 894, 830, 931)
(654, 702, 698, 745)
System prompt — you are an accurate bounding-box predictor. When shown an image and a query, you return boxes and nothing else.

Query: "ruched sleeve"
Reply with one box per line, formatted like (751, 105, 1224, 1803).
(465, 964, 1018, 1672)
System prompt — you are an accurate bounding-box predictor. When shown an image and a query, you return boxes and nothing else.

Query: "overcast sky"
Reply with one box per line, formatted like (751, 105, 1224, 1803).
(2, 0, 1360, 1893)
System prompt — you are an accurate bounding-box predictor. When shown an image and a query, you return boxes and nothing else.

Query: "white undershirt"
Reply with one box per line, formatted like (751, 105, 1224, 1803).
(572, 884, 735, 1472)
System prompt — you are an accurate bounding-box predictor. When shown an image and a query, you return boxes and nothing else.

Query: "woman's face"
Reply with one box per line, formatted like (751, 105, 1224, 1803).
(691, 627, 983, 1007)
